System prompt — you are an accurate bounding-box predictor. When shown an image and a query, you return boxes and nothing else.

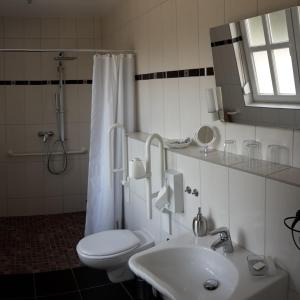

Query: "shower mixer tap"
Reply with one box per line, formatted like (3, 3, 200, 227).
(38, 131, 54, 143)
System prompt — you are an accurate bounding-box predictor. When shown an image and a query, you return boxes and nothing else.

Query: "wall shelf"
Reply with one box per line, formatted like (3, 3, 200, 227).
(128, 132, 300, 188)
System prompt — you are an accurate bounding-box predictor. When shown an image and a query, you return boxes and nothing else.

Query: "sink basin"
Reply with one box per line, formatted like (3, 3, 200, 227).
(129, 233, 288, 300)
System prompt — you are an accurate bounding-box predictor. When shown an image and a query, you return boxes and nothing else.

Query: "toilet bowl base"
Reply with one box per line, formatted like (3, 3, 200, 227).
(107, 264, 134, 282)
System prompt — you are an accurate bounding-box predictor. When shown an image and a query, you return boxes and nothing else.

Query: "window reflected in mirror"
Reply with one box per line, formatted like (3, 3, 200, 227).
(241, 8, 299, 103)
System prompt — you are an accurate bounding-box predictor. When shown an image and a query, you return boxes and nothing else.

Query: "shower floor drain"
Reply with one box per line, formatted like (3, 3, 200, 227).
(203, 279, 219, 291)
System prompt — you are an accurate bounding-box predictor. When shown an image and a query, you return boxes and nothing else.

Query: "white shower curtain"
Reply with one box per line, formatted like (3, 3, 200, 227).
(85, 54, 135, 235)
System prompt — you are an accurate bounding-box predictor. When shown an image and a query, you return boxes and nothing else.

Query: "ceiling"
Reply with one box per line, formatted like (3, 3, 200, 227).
(0, 0, 120, 17)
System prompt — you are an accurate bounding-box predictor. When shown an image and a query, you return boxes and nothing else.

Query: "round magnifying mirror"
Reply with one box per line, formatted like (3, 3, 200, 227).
(194, 125, 216, 153)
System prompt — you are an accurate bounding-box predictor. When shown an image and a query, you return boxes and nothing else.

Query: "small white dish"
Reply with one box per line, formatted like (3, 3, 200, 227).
(165, 138, 192, 149)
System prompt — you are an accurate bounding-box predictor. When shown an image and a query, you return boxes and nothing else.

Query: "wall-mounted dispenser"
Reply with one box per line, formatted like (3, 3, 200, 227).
(129, 158, 146, 179)
(163, 169, 183, 214)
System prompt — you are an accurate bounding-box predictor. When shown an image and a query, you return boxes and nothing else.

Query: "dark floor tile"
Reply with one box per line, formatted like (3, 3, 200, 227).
(72, 267, 110, 289)
(34, 269, 77, 297)
(122, 279, 162, 300)
(38, 291, 81, 300)
(81, 284, 131, 300)
(0, 273, 34, 299)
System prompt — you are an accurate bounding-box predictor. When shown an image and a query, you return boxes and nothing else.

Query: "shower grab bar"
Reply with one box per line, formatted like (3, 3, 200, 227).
(109, 123, 129, 187)
(7, 147, 87, 157)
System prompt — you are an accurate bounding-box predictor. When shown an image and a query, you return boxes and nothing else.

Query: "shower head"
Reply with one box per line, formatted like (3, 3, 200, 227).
(54, 52, 77, 61)
(54, 56, 77, 61)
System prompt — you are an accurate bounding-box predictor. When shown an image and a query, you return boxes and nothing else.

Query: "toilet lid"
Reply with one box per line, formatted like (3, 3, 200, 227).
(77, 230, 140, 257)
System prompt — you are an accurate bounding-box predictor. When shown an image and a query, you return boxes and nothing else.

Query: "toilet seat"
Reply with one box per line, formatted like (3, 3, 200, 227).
(77, 229, 141, 258)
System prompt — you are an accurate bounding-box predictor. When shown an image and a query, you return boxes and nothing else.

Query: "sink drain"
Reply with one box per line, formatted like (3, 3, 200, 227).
(203, 279, 219, 291)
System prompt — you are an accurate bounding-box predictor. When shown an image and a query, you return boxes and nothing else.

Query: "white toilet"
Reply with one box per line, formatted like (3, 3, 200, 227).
(76, 229, 154, 282)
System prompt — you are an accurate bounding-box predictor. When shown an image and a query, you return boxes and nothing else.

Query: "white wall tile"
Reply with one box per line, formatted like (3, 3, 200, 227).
(176, 0, 200, 68)
(42, 85, 57, 124)
(229, 169, 265, 254)
(0, 163, 7, 216)
(25, 125, 44, 153)
(7, 162, 26, 198)
(163, 79, 181, 139)
(201, 161, 229, 230)
(41, 18, 60, 38)
(136, 81, 151, 133)
(132, 17, 149, 74)
(161, 0, 178, 70)
(78, 85, 92, 123)
(45, 197, 63, 215)
(79, 123, 91, 151)
(149, 79, 165, 136)
(0, 87, 5, 124)
(129, 138, 146, 199)
(5, 86, 25, 124)
(25, 86, 43, 125)
(76, 18, 94, 38)
(6, 125, 25, 153)
(198, 0, 225, 66)
(60, 18, 77, 38)
(292, 130, 300, 168)
(63, 159, 82, 196)
(256, 126, 293, 165)
(179, 77, 201, 139)
(266, 179, 300, 294)
(4, 51, 26, 80)
(24, 18, 41, 38)
(63, 195, 84, 213)
(226, 123, 255, 155)
(64, 85, 80, 123)
(65, 123, 81, 151)
(7, 197, 28, 216)
(0, 126, 6, 162)
(4, 18, 25, 38)
(148, 6, 164, 73)
(174, 154, 201, 229)
(0, 16, 94, 217)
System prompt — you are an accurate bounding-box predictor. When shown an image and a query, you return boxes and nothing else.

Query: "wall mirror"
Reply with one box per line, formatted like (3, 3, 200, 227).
(210, 6, 300, 129)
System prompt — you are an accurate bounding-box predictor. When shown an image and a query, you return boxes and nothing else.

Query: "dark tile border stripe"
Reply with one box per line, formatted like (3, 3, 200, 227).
(0, 67, 215, 86)
(135, 67, 214, 81)
(0, 79, 93, 86)
(211, 36, 242, 48)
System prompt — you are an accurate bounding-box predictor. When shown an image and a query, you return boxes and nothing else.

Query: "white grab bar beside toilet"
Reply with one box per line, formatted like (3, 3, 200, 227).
(109, 123, 129, 186)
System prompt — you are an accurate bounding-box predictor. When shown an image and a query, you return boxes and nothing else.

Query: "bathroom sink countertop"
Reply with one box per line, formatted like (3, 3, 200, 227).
(129, 233, 288, 300)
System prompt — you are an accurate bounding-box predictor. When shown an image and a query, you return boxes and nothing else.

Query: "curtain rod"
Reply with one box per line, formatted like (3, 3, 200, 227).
(0, 48, 136, 54)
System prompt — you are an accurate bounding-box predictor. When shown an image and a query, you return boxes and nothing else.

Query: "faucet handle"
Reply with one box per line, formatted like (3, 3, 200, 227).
(209, 227, 230, 239)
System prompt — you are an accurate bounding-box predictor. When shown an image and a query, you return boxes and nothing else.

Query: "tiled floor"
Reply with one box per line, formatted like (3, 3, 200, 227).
(0, 212, 85, 274)
(0, 267, 162, 300)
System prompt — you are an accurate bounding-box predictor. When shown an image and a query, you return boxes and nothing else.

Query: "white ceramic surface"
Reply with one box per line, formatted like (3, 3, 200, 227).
(129, 233, 288, 300)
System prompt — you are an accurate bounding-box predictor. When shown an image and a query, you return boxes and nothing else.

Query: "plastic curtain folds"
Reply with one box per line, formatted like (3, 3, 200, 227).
(85, 54, 135, 235)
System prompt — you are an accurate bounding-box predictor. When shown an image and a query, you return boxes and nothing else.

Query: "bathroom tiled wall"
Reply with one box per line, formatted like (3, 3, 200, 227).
(0, 17, 101, 216)
(102, 0, 300, 298)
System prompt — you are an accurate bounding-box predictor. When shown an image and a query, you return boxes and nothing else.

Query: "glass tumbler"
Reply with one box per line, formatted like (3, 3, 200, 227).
(243, 140, 261, 168)
(223, 139, 237, 163)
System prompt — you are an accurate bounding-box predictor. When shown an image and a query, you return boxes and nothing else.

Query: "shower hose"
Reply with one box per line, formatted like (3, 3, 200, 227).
(46, 139, 68, 175)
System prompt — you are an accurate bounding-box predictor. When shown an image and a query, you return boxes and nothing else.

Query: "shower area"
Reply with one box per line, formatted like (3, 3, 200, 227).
(0, 19, 95, 274)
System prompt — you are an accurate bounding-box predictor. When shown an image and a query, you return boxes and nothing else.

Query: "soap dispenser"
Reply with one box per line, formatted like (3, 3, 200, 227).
(192, 207, 207, 237)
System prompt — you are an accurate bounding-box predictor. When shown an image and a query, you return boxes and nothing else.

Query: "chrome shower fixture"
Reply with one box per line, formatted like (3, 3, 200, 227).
(38, 131, 54, 143)
(54, 52, 77, 61)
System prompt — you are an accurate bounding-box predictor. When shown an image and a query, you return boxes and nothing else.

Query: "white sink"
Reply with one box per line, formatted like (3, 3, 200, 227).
(129, 233, 288, 300)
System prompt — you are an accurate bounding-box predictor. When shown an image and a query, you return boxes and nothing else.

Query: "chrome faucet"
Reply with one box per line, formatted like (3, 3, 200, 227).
(210, 227, 234, 253)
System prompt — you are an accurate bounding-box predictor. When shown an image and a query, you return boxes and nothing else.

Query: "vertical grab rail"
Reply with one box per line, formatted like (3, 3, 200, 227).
(145, 133, 165, 219)
(109, 123, 129, 187)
